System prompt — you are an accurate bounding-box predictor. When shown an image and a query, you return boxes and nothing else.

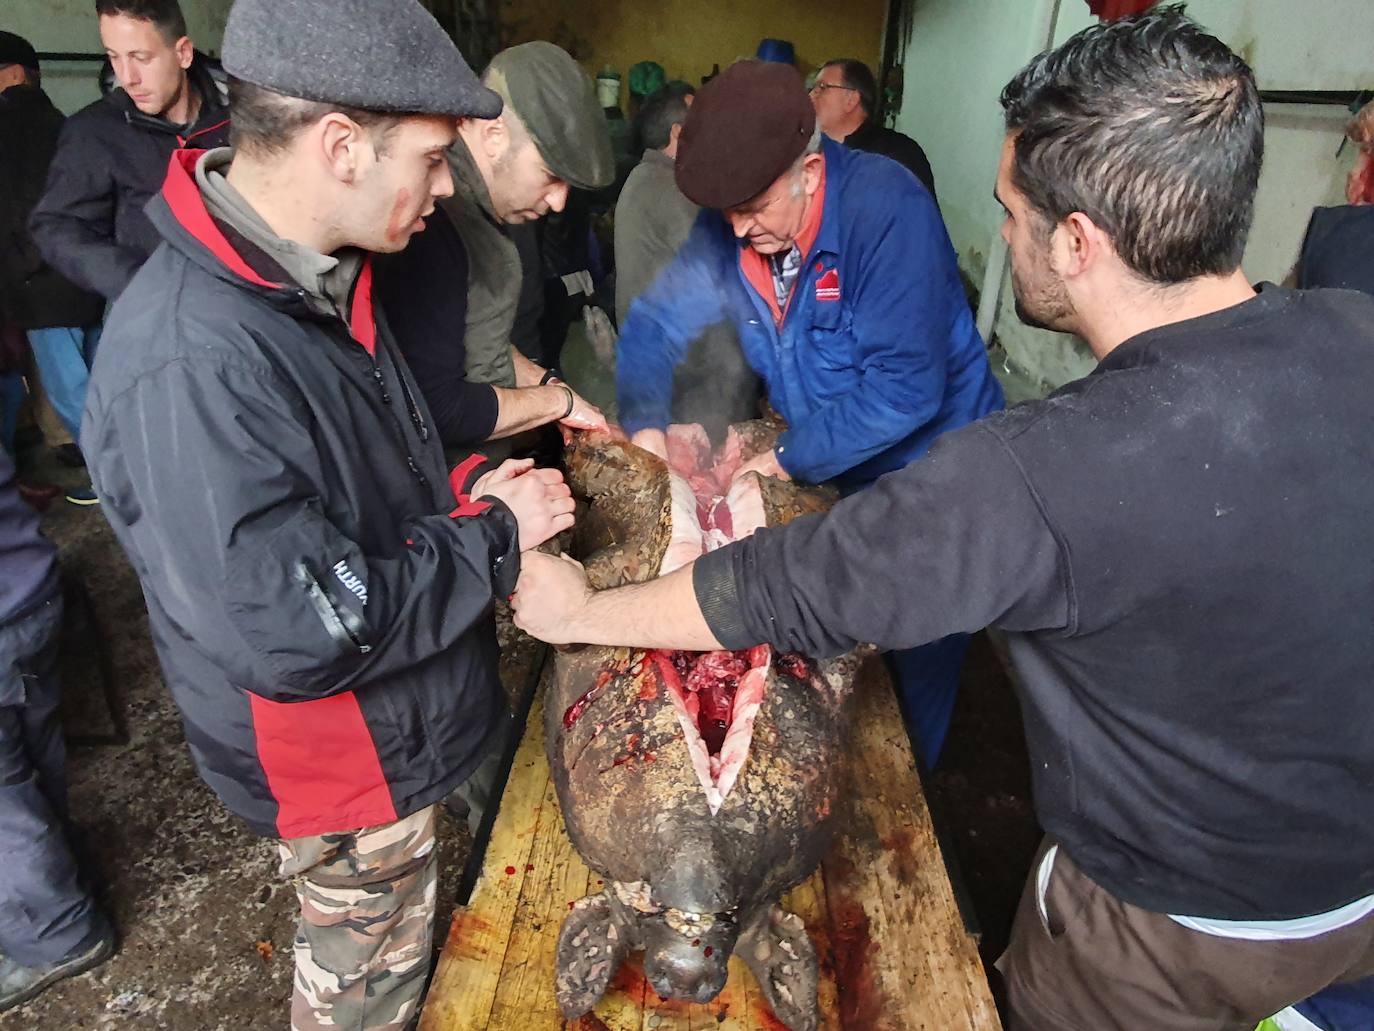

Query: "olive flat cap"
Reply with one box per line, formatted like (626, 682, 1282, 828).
(675, 60, 815, 210)
(222, 0, 502, 119)
(485, 42, 613, 191)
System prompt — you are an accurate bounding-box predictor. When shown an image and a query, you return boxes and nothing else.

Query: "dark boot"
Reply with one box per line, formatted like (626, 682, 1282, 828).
(0, 922, 115, 1012)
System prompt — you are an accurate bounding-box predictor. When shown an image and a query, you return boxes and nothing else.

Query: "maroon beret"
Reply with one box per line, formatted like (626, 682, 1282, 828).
(675, 60, 816, 210)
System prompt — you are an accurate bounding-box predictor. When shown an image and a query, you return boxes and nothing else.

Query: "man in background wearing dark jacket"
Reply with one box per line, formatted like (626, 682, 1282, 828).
(81, 1, 573, 1027)
(516, 12, 1374, 1029)
(29, 0, 230, 303)
(0, 446, 114, 1011)
(811, 58, 937, 203)
(0, 33, 106, 507)
(614, 82, 760, 441)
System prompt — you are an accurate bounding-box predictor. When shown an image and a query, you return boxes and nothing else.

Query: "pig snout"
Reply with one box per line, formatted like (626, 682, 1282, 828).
(642, 914, 738, 1005)
(644, 938, 730, 1003)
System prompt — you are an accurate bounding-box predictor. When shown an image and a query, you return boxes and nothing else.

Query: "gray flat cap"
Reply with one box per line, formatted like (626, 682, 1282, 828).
(222, 0, 502, 118)
(485, 42, 613, 191)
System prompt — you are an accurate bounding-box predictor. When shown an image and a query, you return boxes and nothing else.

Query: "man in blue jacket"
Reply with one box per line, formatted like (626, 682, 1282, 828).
(615, 60, 1003, 764)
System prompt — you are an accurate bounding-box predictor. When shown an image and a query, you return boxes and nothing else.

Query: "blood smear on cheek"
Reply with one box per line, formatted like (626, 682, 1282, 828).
(385, 188, 413, 243)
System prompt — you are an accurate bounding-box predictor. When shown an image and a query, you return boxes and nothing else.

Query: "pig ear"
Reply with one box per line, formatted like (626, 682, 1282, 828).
(554, 891, 633, 1018)
(739, 904, 820, 1031)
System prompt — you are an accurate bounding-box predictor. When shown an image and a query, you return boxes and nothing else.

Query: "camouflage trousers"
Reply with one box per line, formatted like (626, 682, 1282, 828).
(278, 805, 438, 1031)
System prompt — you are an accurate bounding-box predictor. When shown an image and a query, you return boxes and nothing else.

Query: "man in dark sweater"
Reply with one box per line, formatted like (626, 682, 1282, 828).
(0, 447, 114, 1010)
(374, 42, 610, 454)
(811, 58, 936, 203)
(28, 0, 230, 304)
(513, 11, 1374, 1029)
(614, 83, 760, 440)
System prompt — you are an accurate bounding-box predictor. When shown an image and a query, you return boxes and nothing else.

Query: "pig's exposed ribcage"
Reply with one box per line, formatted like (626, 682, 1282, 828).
(655, 426, 771, 814)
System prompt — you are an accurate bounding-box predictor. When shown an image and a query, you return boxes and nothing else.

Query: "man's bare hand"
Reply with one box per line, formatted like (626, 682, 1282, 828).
(560, 388, 610, 432)
(510, 551, 592, 644)
(630, 428, 668, 460)
(477, 466, 574, 551)
(733, 448, 790, 482)
(470, 457, 534, 499)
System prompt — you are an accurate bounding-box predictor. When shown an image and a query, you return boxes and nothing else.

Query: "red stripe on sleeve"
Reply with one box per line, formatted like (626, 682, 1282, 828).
(248, 691, 398, 839)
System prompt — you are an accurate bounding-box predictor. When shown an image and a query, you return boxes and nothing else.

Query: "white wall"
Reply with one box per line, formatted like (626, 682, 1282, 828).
(893, 0, 1364, 394)
(8, 0, 233, 114)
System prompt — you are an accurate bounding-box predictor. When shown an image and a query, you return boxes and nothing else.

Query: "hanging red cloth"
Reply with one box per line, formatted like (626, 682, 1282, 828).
(1086, 0, 1158, 20)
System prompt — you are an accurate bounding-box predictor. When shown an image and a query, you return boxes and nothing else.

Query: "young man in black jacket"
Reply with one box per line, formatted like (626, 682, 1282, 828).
(81, 1, 574, 1027)
(28, 0, 230, 303)
(513, 11, 1374, 1029)
(0, 34, 106, 506)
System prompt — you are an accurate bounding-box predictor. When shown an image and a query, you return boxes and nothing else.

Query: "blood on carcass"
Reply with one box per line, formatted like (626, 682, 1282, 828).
(563, 669, 615, 729)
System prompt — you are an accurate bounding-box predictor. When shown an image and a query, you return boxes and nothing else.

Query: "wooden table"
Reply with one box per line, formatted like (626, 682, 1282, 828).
(420, 656, 1001, 1031)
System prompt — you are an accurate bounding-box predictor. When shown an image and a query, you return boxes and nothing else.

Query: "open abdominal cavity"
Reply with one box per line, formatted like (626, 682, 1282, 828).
(658, 425, 779, 815)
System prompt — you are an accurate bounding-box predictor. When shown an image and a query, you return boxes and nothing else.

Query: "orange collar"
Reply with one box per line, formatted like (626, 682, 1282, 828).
(739, 155, 827, 327)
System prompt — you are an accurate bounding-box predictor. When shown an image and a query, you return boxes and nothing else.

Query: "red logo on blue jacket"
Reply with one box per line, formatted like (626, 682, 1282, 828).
(815, 266, 840, 302)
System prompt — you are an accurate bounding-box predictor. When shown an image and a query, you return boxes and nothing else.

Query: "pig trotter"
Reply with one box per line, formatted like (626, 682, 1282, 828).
(554, 891, 631, 1017)
(739, 904, 820, 1031)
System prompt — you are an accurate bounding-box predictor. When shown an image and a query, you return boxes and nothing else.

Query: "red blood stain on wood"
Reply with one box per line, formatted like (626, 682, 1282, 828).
(444, 911, 490, 949)
(526, 863, 535, 872)
(504, 865, 516, 876)
(829, 897, 881, 1028)
(755, 1006, 791, 1031)
(882, 826, 919, 884)
(572, 1015, 612, 1031)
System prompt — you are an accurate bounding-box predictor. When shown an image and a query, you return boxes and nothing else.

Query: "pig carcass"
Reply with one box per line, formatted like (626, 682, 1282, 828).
(546, 421, 861, 1031)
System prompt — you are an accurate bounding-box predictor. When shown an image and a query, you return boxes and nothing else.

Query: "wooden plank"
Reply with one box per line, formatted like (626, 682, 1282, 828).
(419, 694, 554, 1031)
(486, 763, 590, 1027)
(821, 657, 999, 1031)
(781, 873, 841, 1031)
(424, 659, 999, 1031)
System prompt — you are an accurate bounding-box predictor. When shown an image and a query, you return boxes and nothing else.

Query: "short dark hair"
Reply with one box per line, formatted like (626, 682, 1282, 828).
(999, 5, 1262, 284)
(95, 0, 188, 44)
(821, 59, 876, 117)
(227, 76, 402, 158)
(635, 82, 694, 151)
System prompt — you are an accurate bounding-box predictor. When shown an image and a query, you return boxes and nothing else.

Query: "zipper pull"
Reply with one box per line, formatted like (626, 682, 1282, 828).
(406, 456, 429, 487)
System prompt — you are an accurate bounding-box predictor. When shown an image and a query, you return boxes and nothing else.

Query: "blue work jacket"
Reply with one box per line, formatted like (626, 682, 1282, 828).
(616, 137, 1004, 488)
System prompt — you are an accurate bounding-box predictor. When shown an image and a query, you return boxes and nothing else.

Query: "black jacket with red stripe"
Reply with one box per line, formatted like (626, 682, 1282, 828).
(29, 55, 231, 301)
(82, 150, 518, 840)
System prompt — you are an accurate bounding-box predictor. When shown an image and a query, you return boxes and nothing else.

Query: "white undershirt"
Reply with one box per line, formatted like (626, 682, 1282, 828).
(1036, 845, 1374, 943)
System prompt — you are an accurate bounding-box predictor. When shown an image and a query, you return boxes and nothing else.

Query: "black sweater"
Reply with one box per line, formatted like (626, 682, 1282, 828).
(375, 207, 501, 449)
(696, 285, 1374, 921)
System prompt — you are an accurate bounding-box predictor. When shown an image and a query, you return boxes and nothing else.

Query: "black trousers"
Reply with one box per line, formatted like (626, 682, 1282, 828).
(0, 596, 101, 965)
